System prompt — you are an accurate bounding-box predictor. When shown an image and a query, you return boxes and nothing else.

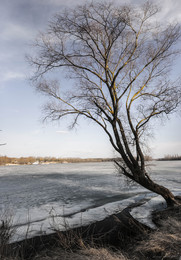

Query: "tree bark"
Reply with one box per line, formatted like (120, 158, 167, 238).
(138, 175, 178, 207)
(116, 160, 178, 207)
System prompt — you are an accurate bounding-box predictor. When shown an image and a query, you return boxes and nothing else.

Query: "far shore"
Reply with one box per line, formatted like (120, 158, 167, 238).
(1, 155, 181, 166)
(0, 157, 116, 166)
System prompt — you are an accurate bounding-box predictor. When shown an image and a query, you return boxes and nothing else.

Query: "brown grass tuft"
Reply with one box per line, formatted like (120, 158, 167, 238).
(135, 217, 181, 259)
(81, 247, 128, 260)
(0, 210, 16, 259)
(32, 247, 128, 260)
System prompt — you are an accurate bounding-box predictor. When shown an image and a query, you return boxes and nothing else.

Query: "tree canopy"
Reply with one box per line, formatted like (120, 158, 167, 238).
(29, 1, 181, 206)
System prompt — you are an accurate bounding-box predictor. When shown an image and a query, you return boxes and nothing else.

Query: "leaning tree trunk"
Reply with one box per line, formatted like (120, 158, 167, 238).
(115, 160, 179, 207)
(138, 174, 178, 207)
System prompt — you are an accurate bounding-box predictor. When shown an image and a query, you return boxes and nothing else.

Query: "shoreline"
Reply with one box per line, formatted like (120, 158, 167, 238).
(3, 203, 151, 257)
(0, 158, 116, 166)
(2, 203, 181, 260)
(2, 158, 181, 167)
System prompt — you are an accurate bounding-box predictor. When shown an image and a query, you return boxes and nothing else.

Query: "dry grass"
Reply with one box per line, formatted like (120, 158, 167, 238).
(31, 212, 129, 260)
(54, 227, 88, 251)
(1, 205, 181, 260)
(32, 247, 128, 260)
(135, 216, 181, 259)
(49, 211, 88, 251)
(82, 248, 128, 260)
(0, 209, 16, 259)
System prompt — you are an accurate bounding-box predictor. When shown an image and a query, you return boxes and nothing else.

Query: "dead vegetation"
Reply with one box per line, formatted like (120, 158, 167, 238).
(136, 218, 181, 259)
(134, 206, 181, 260)
(32, 247, 128, 260)
(0, 209, 16, 259)
(0, 206, 181, 260)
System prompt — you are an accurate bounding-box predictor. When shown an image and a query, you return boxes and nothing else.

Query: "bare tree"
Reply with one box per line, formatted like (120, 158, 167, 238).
(29, 1, 181, 206)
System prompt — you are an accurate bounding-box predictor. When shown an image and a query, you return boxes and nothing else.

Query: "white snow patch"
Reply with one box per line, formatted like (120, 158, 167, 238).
(130, 191, 181, 229)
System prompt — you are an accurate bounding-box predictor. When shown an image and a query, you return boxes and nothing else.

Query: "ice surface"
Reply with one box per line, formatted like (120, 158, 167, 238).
(0, 161, 180, 241)
(12, 194, 146, 242)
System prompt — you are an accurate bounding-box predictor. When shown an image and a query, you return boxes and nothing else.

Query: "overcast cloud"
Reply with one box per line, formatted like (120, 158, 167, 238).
(1, 0, 181, 158)
(1, 0, 181, 84)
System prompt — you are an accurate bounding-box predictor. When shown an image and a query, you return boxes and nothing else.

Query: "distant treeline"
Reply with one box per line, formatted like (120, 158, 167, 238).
(0, 155, 154, 165)
(0, 156, 115, 165)
(157, 154, 181, 161)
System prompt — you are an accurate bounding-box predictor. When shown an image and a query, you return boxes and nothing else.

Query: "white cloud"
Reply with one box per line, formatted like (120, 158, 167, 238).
(42, 0, 85, 7)
(1, 23, 35, 41)
(0, 71, 25, 82)
(152, 0, 181, 23)
(123, 0, 181, 23)
(56, 130, 69, 134)
(32, 130, 42, 135)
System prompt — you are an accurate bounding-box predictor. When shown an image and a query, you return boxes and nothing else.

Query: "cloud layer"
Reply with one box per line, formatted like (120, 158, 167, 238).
(1, 0, 181, 158)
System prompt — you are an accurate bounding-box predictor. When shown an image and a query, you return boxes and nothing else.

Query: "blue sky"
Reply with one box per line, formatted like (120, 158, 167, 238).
(0, 0, 181, 159)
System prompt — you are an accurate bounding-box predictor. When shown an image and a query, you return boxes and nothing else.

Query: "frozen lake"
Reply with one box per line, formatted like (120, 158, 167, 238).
(0, 161, 181, 240)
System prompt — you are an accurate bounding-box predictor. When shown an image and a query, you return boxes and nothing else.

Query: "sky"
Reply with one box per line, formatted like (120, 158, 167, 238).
(0, 0, 181, 159)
